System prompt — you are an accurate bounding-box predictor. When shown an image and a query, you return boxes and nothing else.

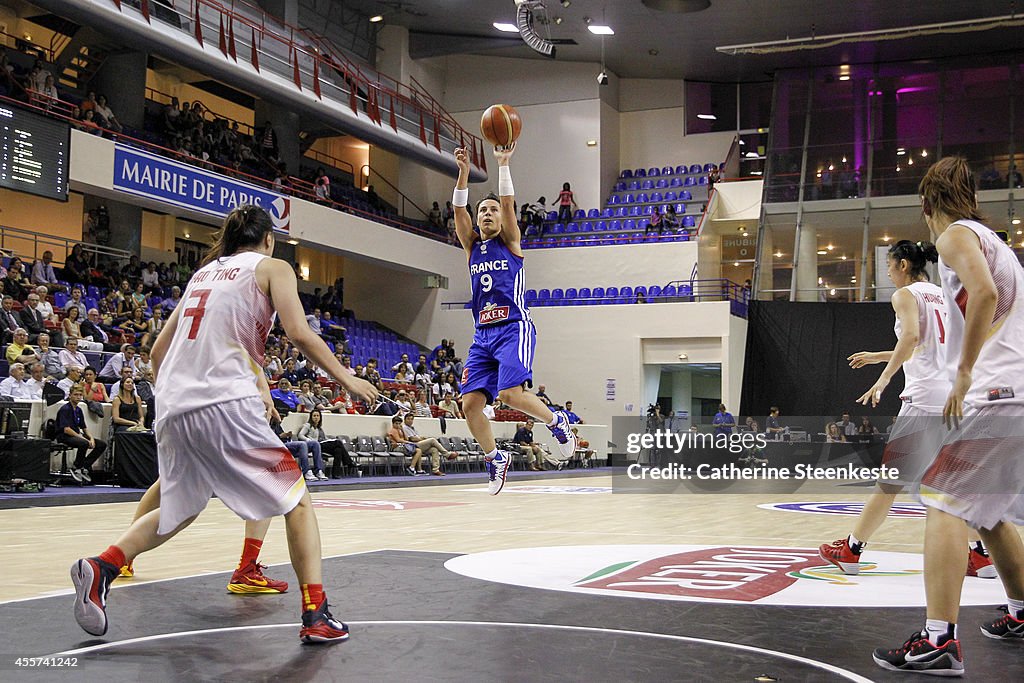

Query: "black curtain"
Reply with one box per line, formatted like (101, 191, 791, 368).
(740, 300, 904, 419)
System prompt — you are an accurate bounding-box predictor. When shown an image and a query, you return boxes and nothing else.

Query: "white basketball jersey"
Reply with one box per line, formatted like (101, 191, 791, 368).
(938, 220, 1024, 408)
(155, 251, 275, 419)
(895, 281, 949, 411)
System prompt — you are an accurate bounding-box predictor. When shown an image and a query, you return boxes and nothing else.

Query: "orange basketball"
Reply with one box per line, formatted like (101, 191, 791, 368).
(579, 440, 590, 449)
(480, 104, 522, 148)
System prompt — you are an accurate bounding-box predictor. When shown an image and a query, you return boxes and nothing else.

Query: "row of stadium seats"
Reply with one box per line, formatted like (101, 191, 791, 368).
(608, 190, 695, 204)
(525, 284, 695, 306)
(620, 164, 719, 178)
(613, 176, 707, 192)
(536, 216, 697, 235)
(522, 232, 690, 249)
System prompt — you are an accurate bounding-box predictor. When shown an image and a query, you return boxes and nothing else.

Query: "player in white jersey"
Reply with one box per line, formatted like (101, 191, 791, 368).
(874, 158, 1024, 676)
(69, 205, 378, 644)
(819, 241, 993, 578)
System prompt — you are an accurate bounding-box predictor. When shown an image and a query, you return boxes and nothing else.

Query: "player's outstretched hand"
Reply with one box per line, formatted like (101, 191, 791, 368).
(454, 147, 470, 174)
(345, 376, 380, 405)
(493, 141, 516, 163)
(848, 351, 884, 368)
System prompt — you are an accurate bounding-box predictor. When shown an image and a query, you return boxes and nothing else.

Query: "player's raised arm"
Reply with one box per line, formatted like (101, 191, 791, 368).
(494, 143, 522, 253)
(452, 147, 476, 257)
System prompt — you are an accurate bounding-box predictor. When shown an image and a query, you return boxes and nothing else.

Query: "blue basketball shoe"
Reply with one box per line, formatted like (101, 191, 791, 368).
(547, 411, 578, 460)
(486, 450, 512, 495)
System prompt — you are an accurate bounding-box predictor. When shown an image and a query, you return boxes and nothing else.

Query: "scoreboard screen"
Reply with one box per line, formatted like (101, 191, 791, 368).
(0, 104, 70, 201)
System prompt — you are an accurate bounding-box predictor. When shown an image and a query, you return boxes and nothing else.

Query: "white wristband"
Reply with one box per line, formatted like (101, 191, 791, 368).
(452, 187, 469, 207)
(498, 165, 514, 197)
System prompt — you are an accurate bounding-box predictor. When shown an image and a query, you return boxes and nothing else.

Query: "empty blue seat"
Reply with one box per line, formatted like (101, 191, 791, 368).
(649, 285, 662, 299)
(704, 163, 716, 173)
(689, 164, 702, 174)
(609, 219, 622, 231)
(635, 168, 646, 177)
(650, 192, 662, 202)
(84, 297, 98, 311)
(578, 287, 591, 302)
(538, 289, 550, 304)
(680, 284, 693, 297)
(641, 180, 653, 190)
(680, 190, 693, 201)
(551, 288, 564, 302)
(86, 286, 101, 299)
(582, 221, 594, 233)
(683, 215, 696, 227)
(647, 167, 659, 177)
(566, 223, 579, 233)
(675, 165, 686, 175)
(676, 203, 686, 213)
(587, 208, 600, 218)
(591, 287, 604, 303)
(620, 286, 633, 303)
(638, 218, 650, 231)
(627, 207, 640, 217)
(564, 288, 577, 304)
(54, 292, 68, 308)
(684, 177, 696, 186)
(670, 177, 683, 187)
(699, 176, 709, 185)
(643, 206, 654, 215)
(621, 169, 632, 178)
(636, 192, 649, 203)
(605, 286, 618, 303)
(663, 284, 678, 298)
(661, 166, 673, 176)
(551, 223, 565, 234)
(573, 209, 586, 219)
(609, 194, 620, 205)
(613, 182, 625, 191)
(664, 191, 676, 202)
(601, 208, 613, 218)
(623, 193, 634, 203)
(628, 180, 640, 190)
(656, 179, 668, 189)
(547, 211, 558, 220)
(594, 220, 607, 231)
(614, 207, 626, 217)
(624, 219, 637, 230)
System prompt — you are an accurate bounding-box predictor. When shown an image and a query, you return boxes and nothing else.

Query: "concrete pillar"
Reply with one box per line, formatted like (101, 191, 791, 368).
(671, 371, 693, 428)
(794, 225, 819, 301)
(257, 0, 297, 26)
(84, 195, 142, 257)
(254, 101, 301, 178)
(756, 225, 773, 296)
(93, 51, 148, 129)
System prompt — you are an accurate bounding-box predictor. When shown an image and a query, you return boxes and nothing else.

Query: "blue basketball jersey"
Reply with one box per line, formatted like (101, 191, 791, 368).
(468, 238, 530, 328)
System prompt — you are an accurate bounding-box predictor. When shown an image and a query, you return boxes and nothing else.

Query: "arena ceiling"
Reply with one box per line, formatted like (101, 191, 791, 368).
(344, 0, 1024, 81)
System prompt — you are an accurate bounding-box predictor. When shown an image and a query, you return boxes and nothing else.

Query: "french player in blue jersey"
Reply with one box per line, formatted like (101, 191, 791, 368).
(453, 144, 576, 494)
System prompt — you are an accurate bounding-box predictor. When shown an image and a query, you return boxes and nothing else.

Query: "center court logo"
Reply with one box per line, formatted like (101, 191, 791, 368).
(443, 545, 1003, 606)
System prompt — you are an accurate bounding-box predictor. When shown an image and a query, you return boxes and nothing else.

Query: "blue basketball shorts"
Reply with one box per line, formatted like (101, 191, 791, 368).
(461, 320, 536, 403)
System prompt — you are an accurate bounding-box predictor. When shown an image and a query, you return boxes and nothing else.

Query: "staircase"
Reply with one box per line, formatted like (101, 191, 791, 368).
(53, 26, 121, 92)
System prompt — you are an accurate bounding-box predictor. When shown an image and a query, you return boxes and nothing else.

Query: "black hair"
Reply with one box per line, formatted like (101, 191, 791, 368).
(888, 240, 939, 279)
(475, 192, 500, 216)
(201, 205, 273, 266)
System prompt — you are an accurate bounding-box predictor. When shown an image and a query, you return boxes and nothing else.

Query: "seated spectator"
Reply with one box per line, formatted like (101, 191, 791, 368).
(270, 415, 326, 481)
(36, 333, 65, 379)
(437, 391, 463, 419)
(80, 90, 98, 116)
(3, 260, 30, 301)
(62, 244, 92, 284)
(109, 365, 137, 399)
(270, 378, 301, 413)
(319, 311, 346, 341)
(36, 73, 58, 105)
(18, 292, 51, 344)
(296, 379, 319, 411)
(387, 415, 425, 476)
(858, 417, 879, 435)
(81, 309, 120, 352)
(298, 409, 357, 478)
(57, 365, 83, 398)
(314, 175, 330, 204)
(97, 288, 120, 322)
(428, 201, 443, 230)
(79, 109, 103, 135)
(766, 406, 784, 439)
(128, 282, 148, 313)
(433, 371, 460, 401)
(514, 418, 548, 471)
(141, 261, 160, 292)
(161, 285, 182, 311)
(24, 361, 50, 400)
(826, 422, 846, 443)
(835, 412, 857, 437)
(93, 94, 123, 133)
(142, 305, 164, 347)
(413, 389, 432, 417)
(645, 208, 664, 235)
(56, 383, 107, 483)
(391, 354, 411, 373)
(663, 205, 681, 231)
(329, 388, 359, 414)
(401, 413, 450, 476)
(339, 355, 356, 376)
(394, 362, 413, 383)
(64, 286, 88, 320)
(133, 345, 154, 384)
(535, 384, 554, 407)
(112, 377, 146, 432)
(59, 338, 88, 373)
(280, 357, 309, 387)
(30, 250, 64, 291)
(33, 285, 58, 325)
(393, 389, 412, 413)
(81, 366, 109, 403)
(563, 400, 583, 424)
(119, 307, 149, 342)
(99, 344, 136, 384)
(0, 295, 19, 344)
(6, 328, 40, 365)
(162, 96, 181, 132)
(0, 362, 32, 400)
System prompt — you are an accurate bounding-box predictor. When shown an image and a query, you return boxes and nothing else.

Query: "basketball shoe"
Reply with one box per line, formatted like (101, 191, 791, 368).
(227, 561, 289, 594)
(818, 537, 862, 575)
(873, 631, 964, 676)
(70, 556, 120, 636)
(966, 545, 997, 578)
(485, 450, 512, 495)
(547, 411, 578, 460)
(980, 606, 1024, 639)
(299, 597, 350, 644)
(119, 561, 134, 578)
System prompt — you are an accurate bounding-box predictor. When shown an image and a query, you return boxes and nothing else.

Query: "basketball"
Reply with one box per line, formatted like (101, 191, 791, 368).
(480, 104, 522, 148)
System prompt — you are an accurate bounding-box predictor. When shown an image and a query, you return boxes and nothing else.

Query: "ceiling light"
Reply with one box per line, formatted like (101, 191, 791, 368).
(493, 22, 519, 32)
(817, 250, 827, 255)
(841, 156, 847, 163)
(1017, 230, 1022, 235)
(896, 165, 901, 172)
(1012, 218, 1021, 225)
(739, 139, 746, 145)
(751, 170, 763, 175)
(818, 277, 824, 285)
(921, 149, 928, 157)
(829, 288, 836, 296)
(828, 164, 834, 171)
(851, 277, 857, 282)
(287, 239, 299, 245)
(883, 235, 891, 242)
(745, 151, 759, 158)
(369, 14, 383, 23)
(841, 255, 847, 260)
(554, 16, 563, 24)
(827, 244, 834, 250)
(838, 75, 850, 81)
(586, 139, 597, 146)
(561, 0, 571, 7)
(742, 232, 748, 237)
(697, 113, 716, 120)
(775, 251, 782, 257)
(183, 232, 190, 239)
(733, 262, 739, 267)
(588, 25, 615, 35)
(896, 148, 906, 156)
(908, 158, 914, 165)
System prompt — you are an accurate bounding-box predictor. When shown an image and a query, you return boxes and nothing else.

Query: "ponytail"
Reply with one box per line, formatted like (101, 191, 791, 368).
(201, 205, 273, 267)
(888, 240, 938, 279)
